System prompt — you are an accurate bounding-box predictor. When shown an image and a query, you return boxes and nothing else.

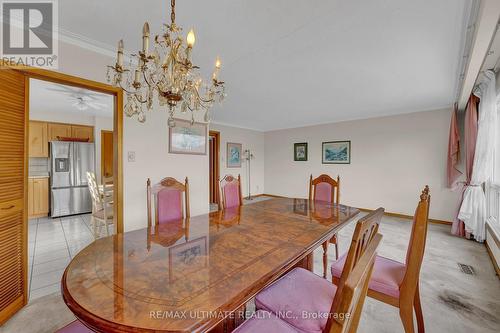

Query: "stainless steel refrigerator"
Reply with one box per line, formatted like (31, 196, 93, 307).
(50, 141, 95, 217)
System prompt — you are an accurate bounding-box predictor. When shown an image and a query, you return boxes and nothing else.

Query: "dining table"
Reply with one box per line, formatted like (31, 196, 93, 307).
(61, 197, 360, 333)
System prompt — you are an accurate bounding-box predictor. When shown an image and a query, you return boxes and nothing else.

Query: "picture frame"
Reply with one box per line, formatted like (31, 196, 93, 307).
(227, 142, 242, 168)
(169, 119, 207, 155)
(294, 142, 308, 161)
(168, 236, 208, 282)
(322, 141, 351, 164)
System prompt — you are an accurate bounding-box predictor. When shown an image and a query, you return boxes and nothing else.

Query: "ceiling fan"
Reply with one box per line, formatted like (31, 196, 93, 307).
(45, 84, 109, 111)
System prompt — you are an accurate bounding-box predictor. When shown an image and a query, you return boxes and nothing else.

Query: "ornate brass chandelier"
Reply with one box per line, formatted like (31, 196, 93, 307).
(107, 0, 226, 127)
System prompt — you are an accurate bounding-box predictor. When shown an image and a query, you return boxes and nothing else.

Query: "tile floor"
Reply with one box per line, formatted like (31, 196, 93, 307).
(28, 214, 111, 302)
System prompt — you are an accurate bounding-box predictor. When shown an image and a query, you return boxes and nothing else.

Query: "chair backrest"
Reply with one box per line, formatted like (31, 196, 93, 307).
(147, 177, 190, 228)
(400, 186, 430, 301)
(101, 176, 114, 221)
(327, 233, 382, 333)
(309, 174, 340, 204)
(330, 208, 384, 314)
(219, 174, 242, 209)
(86, 171, 101, 211)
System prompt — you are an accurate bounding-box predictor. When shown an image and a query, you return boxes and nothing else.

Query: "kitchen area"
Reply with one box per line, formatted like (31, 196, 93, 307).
(27, 79, 114, 302)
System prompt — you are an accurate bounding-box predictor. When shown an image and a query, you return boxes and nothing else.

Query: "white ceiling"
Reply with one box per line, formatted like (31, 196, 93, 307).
(58, 0, 471, 131)
(30, 79, 113, 117)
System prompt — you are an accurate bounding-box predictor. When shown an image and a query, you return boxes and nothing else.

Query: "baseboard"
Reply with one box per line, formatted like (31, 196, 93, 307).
(358, 208, 452, 226)
(262, 194, 452, 225)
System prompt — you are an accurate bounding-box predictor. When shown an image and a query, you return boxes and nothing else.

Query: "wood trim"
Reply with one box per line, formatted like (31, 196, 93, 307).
(209, 130, 220, 206)
(485, 240, 500, 278)
(23, 76, 29, 306)
(358, 207, 452, 226)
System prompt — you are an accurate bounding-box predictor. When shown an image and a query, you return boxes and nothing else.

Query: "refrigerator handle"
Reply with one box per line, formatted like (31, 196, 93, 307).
(71, 142, 77, 187)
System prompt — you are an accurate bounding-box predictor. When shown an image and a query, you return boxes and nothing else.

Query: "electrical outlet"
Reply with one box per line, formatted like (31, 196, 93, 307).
(128, 151, 136, 162)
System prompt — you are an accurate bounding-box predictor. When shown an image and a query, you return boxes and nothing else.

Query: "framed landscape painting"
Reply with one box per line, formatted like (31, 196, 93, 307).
(322, 141, 351, 164)
(169, 119, 207, 155)
(227, 142, 242, 168)
(294, 142, 308, 161)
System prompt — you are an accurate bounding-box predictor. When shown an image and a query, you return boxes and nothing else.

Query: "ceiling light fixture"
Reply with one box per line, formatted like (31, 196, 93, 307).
(107, 0, 226, 127)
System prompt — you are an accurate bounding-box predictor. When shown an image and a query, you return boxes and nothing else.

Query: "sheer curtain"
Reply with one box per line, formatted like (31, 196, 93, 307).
(458, 70, 498, 242)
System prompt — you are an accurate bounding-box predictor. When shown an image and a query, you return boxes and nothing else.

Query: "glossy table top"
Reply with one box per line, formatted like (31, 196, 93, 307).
(62, 198, 359, 332)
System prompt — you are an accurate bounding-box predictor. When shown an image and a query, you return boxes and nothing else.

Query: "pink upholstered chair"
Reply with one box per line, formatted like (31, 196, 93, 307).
(56, 320, 93, 332)
(219, 174, 243, 210)
(147, 177, 190, 228)
(247, 208, 384, 333)
(309, 174, 341, 278)
(331, 186, 430, 333)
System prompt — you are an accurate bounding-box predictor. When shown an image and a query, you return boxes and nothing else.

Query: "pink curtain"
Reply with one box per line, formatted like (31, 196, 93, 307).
(447, 105, 462, 189)
(451, 95, 478, 237)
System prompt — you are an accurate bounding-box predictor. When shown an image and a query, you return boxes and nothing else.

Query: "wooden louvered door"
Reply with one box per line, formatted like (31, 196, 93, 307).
(0, 68, 28, 324)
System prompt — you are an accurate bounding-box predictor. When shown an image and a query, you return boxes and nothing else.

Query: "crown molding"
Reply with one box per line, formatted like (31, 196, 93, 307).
(57, 28, 134, 62)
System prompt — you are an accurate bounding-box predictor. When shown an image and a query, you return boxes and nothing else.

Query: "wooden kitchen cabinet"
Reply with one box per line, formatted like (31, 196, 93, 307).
(48, 123, 72, 141)
(71, 125, 94, 142)
(28, 177, 49, 218)
(28, 121, 48, 157)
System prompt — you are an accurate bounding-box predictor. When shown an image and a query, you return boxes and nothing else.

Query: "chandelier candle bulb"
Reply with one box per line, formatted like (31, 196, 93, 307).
(142, 23, 150, 56)
(117, 40, 124, 68)
(187, 29, 196, 48)
(134, 69, 141, 85)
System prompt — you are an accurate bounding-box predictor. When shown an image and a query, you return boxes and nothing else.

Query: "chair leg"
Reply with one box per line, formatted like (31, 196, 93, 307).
(330, 234, 339, 260)
(322, 241, 328, 278)
(91, 216, 97, 239)
(399, 304, 415, 333)
(414, 284, 425, 333)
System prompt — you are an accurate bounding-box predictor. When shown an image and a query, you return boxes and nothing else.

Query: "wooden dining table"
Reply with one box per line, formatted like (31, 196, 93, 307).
(61, 197, 360, 333)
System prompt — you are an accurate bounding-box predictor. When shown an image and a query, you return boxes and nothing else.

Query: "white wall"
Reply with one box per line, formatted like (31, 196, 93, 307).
(209, 123, 265, 197)
(264, 109, 460, 222)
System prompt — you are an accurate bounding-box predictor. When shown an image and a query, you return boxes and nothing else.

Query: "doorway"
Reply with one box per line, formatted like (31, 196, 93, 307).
(0, 64, 123, 324)
(209, 130, 220, 211)
(101, 130, 114, 179)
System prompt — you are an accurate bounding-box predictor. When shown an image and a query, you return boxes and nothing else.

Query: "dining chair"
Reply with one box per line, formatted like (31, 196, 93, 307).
(331, 186, 430, 333)
(92, 176, 114, 237)
(86, 172, 113, 238)
(56, 319, 93, 332)
(309, 174, 341, 278)
(247, 208, 384, 333)
(219, 174, 243, 210)
(147, 177, 190, 228)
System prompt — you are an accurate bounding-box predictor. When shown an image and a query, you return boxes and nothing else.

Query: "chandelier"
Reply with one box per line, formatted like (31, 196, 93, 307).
(107, 0, 226, 127)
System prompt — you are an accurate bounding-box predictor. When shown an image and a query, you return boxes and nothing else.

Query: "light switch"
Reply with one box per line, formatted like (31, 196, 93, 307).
(128, 151, 136, 162)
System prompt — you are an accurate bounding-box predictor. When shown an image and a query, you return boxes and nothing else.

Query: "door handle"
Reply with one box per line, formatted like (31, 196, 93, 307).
(1, 205, 15, 210)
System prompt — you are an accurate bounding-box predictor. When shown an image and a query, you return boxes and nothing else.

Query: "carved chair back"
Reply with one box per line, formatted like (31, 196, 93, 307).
(400, 186, 430, 303)
(147, 177, 190, 228)
(86, 171, 101, 211)
(329, 208, 384, 315)
(327, 233, 381, 333)
(309, 174, 340, 204)
(219, 174, 243, 209)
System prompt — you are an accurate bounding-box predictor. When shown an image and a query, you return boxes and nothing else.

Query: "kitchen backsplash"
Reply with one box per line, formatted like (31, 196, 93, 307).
(29, 157, 50, 176)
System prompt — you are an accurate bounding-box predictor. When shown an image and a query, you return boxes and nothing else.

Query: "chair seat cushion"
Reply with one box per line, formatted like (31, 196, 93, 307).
(233, 310, 301, 333)
(92, 209, 113, 220)
(56, 320, 94, 332)
(255, 267, 336, 333)
(331, 253, 405, 298)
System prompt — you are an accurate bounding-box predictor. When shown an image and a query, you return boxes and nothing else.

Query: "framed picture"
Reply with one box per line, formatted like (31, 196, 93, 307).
(322, 141, 351, 164)
(294, 142, 308, 161)
(227, 142, 242, 168)
(169, 119, 207, 155)
(169, 236, 208, 282)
